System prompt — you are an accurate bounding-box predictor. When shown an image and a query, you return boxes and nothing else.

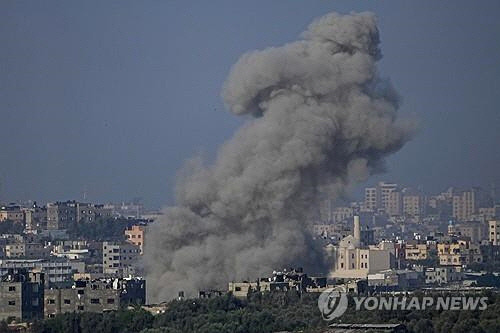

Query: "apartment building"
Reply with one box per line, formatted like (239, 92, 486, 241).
(438, 240, 482, 266)
(405, 244, 428, 261)
(0, 270, 45, 321)
(0, 206, 24, 223)
(44, 277, 145, 317)
(47, 201, 77, 230)
(489, 220, 500, 245)
(403, 191, 426, 218)
(0, 259, 85, 284)
(425, 267, 463, 285)
(24, 205, 47, 231)
(452, 188, 491, 222)
(125, 225, 146, 254)
(102, 241, 140, 275)
(386, 190, 403, 216)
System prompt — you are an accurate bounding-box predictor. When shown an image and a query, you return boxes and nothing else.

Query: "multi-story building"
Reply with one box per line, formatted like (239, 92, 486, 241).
(378, 182, 399, 211)
(94, 204, 113, 220)
(489, 220, 500, 245)
(437, 240, 482, 266)
(364, 187, 377, 211)
(0, 259, 85, 284)
(403, 190, 426, 218)
(24, 204, 47, 231)
(386, 190, 403, 216)
(47, 201, 77, 230)
(364, 182, 399, 212)
(452, 188, 491, 222)
(1, 236, 49, 260)
(0, 269, 45, 321)
(405, 243, 428, 261)
(0, 206, 24, 223)
(44, 277, 145, 318)
(102, 241, 140, 275)
(425, 267, 463, 285)
(76, 203, 95, 223)
(47, 201, 113, 229)
(125, 225, 146, 254)
(331, 216, 394, 279)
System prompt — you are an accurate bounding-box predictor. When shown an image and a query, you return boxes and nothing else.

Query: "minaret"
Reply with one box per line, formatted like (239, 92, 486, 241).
(353, 215, 361, 243)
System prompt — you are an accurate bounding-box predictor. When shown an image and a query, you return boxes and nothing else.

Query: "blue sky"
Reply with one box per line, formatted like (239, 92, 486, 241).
(1, 1, 499, 208)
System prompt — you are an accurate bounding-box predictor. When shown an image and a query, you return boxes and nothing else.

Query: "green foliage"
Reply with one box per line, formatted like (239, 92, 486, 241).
(33, 291, 500, 333)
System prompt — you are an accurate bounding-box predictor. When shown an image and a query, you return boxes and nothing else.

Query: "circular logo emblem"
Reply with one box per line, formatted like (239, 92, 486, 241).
(318, 287, 348, 321)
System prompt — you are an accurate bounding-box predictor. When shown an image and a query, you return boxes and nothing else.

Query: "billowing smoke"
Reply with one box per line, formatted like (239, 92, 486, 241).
(144, 11, 415, 301)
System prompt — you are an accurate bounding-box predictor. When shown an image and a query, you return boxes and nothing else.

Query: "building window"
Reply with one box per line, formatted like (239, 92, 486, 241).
(48, 314, 55, 318)
(8, 286, 16, 291)
(107, 298, 115, 304)
(77, 290, 84, 295)
(90, 298, 100, 304)
(64, 299, 71, 304)
(48, 299, 56, 304)
(78, 306, 84, 311)
(8, 300, 15, 306)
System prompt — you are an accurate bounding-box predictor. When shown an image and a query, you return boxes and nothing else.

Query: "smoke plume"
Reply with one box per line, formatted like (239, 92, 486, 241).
(144, 11, 415, 301)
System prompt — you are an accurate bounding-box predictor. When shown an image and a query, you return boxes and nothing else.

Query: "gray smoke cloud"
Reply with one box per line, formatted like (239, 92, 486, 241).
(144, 11, 416, 302)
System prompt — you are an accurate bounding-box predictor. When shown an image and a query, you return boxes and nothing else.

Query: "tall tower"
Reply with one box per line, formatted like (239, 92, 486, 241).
(353, 215, 361, 242)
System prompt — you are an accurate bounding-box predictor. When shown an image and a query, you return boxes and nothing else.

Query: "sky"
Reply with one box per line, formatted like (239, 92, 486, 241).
(1, 1, 499, 209)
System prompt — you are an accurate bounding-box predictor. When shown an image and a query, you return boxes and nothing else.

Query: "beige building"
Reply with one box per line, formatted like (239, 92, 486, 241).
(405, 244, 428, 261)
(489, 220, 500, 245)
(386, 191, 403, 216)
(437, 240, 482, 266)
(0, 206, 24, 223)
(364, 187, 377, 211)
(125, 225, 146, 254)
(452, 188, 490, 222)
(403, 193, 426, 217)
(331, 216, 394, 279)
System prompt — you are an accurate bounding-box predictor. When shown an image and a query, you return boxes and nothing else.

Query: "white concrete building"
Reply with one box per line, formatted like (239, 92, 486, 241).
(331, 216, 394, 279)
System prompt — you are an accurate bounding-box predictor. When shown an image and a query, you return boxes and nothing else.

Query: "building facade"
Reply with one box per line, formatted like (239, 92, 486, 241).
(0, 270, 45, 321)
(125, 225, 146, 254)
(44, 278, 145, 318)
(102, 241, 140, 275)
